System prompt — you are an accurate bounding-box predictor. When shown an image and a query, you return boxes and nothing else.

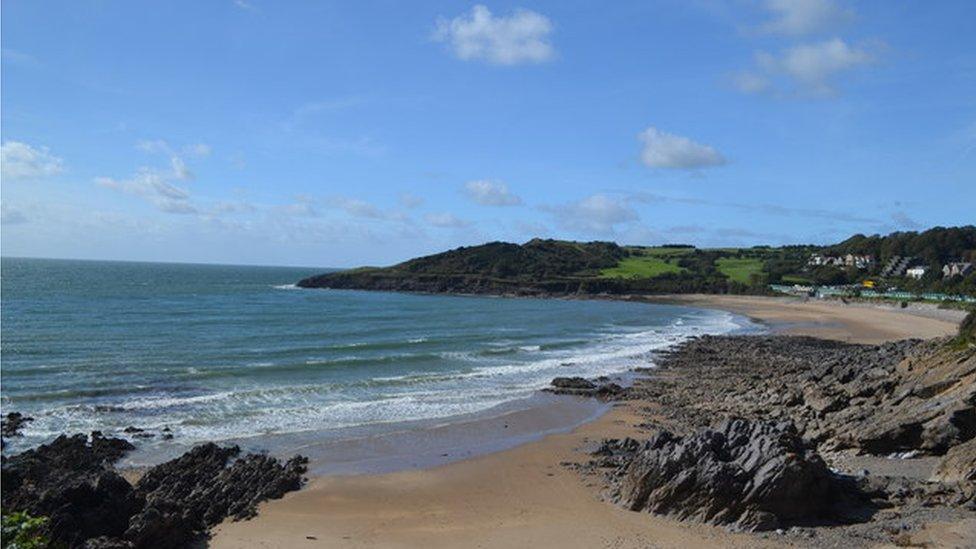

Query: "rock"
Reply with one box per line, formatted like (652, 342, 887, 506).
(613, 419, 840, 531)
(545, 377, 624, 399)
(124, 443, 308, 548)
(0, 433, 141, 547)
(84, 536, 136, 549)
(2, 434, 307, 549)
(1, 411, 34, 438)
(932, 438, 976, 482)
(551, 377, 596, 390)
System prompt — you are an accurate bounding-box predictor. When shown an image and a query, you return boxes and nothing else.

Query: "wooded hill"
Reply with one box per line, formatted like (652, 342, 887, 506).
(297, 227, 976, 298)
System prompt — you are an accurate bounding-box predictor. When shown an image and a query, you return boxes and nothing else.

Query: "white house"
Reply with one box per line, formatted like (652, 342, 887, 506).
(906, 266, 927, 279)
(943, 262, 974, 278)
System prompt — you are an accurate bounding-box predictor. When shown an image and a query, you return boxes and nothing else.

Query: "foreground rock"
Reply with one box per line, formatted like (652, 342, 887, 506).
(602, 419, 849, 531)
(1, 433, 307, 548)
(569, 332, 976, 544)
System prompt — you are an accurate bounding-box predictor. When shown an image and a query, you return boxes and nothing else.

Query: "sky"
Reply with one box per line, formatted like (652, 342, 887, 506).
(1, 0, 974, 267)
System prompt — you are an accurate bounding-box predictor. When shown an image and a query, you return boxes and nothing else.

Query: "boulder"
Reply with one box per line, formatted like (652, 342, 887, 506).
(614, 419, 839, 531)
(125, 443, 308, 548)
(550, 377, 596, 390)
(0, 433, 141, 547)
(1, 411, 34, 438)
(932, 438, 976, 483)
(2, 434, 307, 549)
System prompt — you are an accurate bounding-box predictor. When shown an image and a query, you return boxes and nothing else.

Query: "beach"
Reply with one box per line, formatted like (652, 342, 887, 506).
(211, 295, 970, 548)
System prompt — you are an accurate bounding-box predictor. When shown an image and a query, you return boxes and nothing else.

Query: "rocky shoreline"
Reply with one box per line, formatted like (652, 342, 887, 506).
(1, 430, 307, 548)
(558, 326, 975, 545)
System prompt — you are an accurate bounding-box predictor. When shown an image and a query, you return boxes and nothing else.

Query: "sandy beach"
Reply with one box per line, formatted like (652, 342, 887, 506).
(210, 296, 968, 548)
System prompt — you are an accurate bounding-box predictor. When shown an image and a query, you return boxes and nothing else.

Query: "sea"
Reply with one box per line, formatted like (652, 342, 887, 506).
(0, 257, 758, 468)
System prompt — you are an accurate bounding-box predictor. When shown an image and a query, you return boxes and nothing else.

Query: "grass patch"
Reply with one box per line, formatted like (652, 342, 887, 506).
(716, 257, 763, 285)
(600, 256, 686, 279)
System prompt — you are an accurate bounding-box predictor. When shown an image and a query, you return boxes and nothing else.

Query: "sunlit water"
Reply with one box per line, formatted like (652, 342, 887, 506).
(1, 257, 756, 456)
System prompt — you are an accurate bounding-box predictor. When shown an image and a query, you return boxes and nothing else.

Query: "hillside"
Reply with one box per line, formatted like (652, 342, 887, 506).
(297, 227, 976, 298)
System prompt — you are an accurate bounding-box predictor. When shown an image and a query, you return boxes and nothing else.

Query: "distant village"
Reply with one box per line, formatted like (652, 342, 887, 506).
(770, 253, 975, 303)
(806, 253, 973, 279)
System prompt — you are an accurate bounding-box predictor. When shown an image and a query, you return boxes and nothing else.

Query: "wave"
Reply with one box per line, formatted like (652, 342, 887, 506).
(271, 283, 299, 290)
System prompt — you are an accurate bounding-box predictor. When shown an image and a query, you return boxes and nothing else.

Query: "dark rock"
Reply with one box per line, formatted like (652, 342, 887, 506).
(125, 443, 308, 548)
(551, 377, 596, 390)
(0, 433, 140, 547)
(2, 434, 306, 549)
(613, 419, 842, 531)
(545, 377, 624, 399)
(83, 536, 135, 549)
(1, 411, 34, 438)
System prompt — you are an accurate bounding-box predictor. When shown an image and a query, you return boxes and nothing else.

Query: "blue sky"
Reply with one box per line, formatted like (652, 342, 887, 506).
(2, 0, 974, 267)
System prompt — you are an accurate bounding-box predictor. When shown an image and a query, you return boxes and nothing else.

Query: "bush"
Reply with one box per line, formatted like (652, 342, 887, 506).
(1, 512, 51, 549)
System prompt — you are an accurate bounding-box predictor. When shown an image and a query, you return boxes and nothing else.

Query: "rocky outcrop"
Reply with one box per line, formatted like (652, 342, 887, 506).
(1, 433, 141, 547)
(1, 434, 307, 548)
(544, 377, 623, 398)
(637, 335, 976, 458)
(933, 438, 976, 483)
(125, 443, 308, 548)
(570, 334, 976, 538)
(2, 411, 34, 438)
(1, 411, 35, 449)
(606, 419, 841, 531)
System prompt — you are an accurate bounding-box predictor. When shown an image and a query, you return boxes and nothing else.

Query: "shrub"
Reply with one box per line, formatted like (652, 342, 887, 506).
(1, 512, 51, 549)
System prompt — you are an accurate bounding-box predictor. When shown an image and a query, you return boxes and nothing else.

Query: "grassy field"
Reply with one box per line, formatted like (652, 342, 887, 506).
(715, 257, 764, 284)
(600, 248, 689, 279)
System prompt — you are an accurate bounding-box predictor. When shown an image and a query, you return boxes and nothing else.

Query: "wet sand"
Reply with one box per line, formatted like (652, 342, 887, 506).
(210, 295, 964, 548)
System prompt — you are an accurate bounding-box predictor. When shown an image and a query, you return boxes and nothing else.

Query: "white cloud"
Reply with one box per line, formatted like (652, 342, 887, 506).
(170, 157, 193, 180)
(544, 194, 638, 235)
(732, 71, 770, 94)
(425, 212, 470, 228)
(760, 0, 854, 36)
(277, 196, 318, 217)
(398, 192, 424, 209)
(1, 141, 65, 180)
(433, 5, 554, 65)
(638, 127, 726, 170)
(95, 143, 207, 215)
(331, 196, 385, 219)
(213, 200, 257, 215)
(184, 143, 212, 157)
(463, 179, 522, 206)
(758, 38, 875, 95)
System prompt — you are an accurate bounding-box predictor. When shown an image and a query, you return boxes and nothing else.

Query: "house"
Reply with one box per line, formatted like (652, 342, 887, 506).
(881, 256, 914, 278)
(906, 266, 927, 279)
(808, 254, 873, 269)
(844, 254, 874, 269)
(943, 262, 974, 278)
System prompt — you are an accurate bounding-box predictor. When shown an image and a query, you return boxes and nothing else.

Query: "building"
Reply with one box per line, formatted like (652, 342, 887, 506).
(844, 254, 874, 269)
(906, 266, 927, 279)
(943, 262, 974, 278)
(881, 256, 914, 278)
(808, 254, 873, 269)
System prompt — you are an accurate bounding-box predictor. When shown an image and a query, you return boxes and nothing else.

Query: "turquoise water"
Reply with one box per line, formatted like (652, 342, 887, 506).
(1, 257, 750, 455)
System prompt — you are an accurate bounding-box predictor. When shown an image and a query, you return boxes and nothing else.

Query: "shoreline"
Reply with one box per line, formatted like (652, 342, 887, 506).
(211, 295, 966, 548)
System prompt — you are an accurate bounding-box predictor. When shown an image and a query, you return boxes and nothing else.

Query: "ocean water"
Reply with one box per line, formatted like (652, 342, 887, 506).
(1, 257, 753, 458)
